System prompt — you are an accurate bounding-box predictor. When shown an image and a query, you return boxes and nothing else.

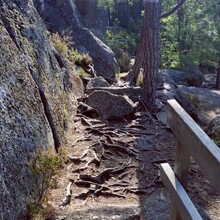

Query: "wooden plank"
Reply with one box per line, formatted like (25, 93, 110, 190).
(170, 202, 181, 220)
(171, 140, 190, 219)
(160, 163, 202, 220)
(167, 99, 220, 193)
(174, 140, 190, 188)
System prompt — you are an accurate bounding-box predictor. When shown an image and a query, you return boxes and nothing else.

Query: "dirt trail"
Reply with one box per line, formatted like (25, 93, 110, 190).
(45, 112, 220, 220)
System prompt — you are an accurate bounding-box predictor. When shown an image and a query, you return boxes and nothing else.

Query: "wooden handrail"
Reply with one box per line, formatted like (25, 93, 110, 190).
(167, 99, 220, 192)
(161, 99, 220, 220)
(160, 163, 202, 220)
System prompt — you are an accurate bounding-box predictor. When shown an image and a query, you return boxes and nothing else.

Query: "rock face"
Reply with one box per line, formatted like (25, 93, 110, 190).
(159, 69, 204, 87)
(34, 0, 119, 80)
(75, 0, 98, 28)
(86, 91, 136, 120)
(0, 0, 83, 219)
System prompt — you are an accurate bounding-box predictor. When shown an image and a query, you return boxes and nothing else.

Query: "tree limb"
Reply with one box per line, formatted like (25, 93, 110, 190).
(160, 0, 186, 19)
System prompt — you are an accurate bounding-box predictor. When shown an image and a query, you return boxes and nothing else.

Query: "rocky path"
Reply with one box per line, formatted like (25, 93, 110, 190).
(40, 109, 220, 220)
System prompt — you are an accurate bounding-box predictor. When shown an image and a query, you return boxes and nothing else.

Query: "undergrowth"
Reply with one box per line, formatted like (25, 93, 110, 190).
(50, 32, 92, 76)
(28, 147, 66, 219)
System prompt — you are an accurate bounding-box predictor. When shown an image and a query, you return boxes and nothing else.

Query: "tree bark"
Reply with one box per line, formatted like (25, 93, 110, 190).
(141, 0, 160, 107)
(216, 60, 220, 90)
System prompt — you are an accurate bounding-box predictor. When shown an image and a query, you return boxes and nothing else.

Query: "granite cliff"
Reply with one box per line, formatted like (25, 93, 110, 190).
(0, 0, 118, 219)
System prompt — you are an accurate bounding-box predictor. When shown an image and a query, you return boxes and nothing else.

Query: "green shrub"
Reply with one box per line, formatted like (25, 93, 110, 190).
(28, 146, 66, 219)
(74, 53, 92, 68)
(50, 33, 71, 57)
(50, 33, 93, 76)
(30, 147, 65, 202)
(77, 67, 90, 78)
(105, 29, 137, 56)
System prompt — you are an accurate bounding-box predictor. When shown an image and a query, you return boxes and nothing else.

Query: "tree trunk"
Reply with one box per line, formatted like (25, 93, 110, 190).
(177, 0, 186, 55)
(129, 28, 145, 85)
(216, 60, 220, 90)
(141, 0, 160, 107)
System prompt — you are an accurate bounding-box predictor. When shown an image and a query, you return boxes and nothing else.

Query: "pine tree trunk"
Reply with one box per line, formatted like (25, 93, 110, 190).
(141, 0, 160, 107)
(177, 0, 186, 55)
(216, 60, 220, 90)
(129, 35, 144, 84)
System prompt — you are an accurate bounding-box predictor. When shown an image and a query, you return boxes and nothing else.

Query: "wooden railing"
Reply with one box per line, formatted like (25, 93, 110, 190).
(160, 99, 220, 220)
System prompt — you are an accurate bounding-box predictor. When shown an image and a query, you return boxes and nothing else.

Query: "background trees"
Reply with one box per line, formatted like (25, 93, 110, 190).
(96, 0, 220, 105)
(99, 0, 219, 79)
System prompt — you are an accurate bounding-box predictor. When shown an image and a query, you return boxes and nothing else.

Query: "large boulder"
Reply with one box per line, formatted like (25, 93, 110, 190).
(34, 0, 119, 80)
(86, 91, 136, 120)
(176, 85, 220, 124)
(158, 69, 204, 87)
(86, 86, 143, 102)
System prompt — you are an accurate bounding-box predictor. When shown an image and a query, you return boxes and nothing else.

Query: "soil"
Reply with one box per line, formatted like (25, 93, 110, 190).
(43, 111, 220, 220)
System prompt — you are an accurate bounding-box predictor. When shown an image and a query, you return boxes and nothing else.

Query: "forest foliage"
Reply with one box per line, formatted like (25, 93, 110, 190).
(98, 0, 219, 73)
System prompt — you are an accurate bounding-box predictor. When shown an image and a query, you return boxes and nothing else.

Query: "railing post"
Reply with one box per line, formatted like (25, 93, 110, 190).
(170, 140, 190, 220)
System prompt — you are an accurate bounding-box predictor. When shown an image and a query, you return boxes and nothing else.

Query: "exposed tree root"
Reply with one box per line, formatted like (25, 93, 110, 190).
(79, 161, 130, 184)
(72, 135, 92, 147)
(100, 141, 138, 157)
(72, 149, 100, 172)
(59, 179, 74, 207)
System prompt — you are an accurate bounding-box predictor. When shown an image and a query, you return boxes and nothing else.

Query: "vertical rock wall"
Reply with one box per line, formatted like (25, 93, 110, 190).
(0, 0, 82, 218)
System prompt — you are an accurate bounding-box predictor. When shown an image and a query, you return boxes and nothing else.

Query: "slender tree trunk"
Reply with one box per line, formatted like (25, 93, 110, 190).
(141, 0, 160, 107)
(216, 60, 220, 90)
(177, 0, 186, 55)
(129, 28, 144, 85)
